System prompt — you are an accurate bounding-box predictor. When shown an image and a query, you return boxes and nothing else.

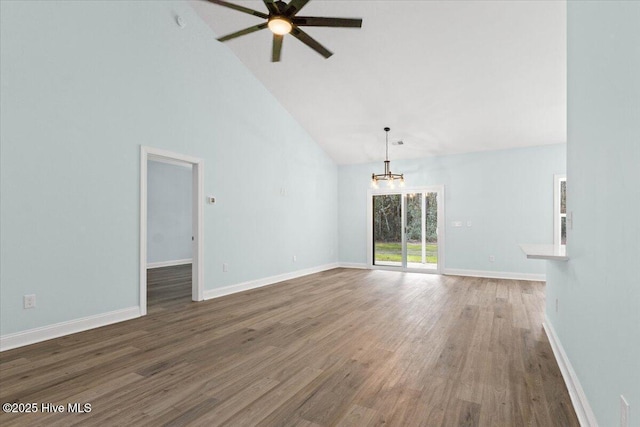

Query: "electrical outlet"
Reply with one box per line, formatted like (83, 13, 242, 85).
(24, 294, 36, 309)
(489, 255, 495, 262)
(222, 263, 228, 272)
(621, 395, 629, 427)
(292, 255, 297, 262)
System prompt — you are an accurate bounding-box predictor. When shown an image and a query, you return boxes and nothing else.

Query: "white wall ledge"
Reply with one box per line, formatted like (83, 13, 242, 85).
(519, 244, 569, 261)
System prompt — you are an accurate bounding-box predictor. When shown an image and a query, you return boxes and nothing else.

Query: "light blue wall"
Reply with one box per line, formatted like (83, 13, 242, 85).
(545, 2, 640, 426)
(0, 1, 337, 336)
(338, 144, 566, 276)
(147, 161, 192, 264)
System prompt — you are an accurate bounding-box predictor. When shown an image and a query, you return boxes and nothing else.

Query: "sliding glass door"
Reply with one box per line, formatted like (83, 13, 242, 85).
(370, 187, 443, 273)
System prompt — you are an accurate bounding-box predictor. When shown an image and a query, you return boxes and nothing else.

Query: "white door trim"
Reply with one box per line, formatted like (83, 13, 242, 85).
(367, 185, 445, 274)
(140, 146, 204, 316)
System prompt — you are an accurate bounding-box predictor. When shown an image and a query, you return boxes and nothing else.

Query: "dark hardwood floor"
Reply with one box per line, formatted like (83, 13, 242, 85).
(0, 266, 579, 426)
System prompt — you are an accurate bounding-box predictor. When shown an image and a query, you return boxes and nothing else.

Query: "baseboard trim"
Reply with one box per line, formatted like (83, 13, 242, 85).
(204, 263, 340, 300)
(147, 258, 192, 269)
(0, 306, 141, 352)
(338, 262, 369, 269)
(443, 268, 545, 282)
(543, 316, 599, 427)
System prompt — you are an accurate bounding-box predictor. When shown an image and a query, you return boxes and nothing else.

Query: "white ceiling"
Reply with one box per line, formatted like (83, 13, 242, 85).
(190, 0, 566, 165)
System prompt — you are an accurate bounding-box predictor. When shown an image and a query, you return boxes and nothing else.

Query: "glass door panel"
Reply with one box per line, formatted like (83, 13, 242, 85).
(373, 194, 402, 267)
(404, 192, 438, 271)
(424, 192, 438, 271)
(405, 193, 423, 268)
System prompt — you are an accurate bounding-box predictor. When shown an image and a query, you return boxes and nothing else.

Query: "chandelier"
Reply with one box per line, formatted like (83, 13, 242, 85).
(371, 127, 405, 189)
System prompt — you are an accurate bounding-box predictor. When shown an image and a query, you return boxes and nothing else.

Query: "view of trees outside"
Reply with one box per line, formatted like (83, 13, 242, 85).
(373, 193, 438, 264)
(373, 194, 402, 263)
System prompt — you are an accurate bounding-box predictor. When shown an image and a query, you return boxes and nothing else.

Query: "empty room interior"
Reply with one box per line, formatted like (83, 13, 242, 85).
(0, 0, 638, 426)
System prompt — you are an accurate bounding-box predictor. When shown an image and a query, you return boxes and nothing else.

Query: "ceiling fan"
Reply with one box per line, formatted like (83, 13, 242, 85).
(206, 0, 363, 62)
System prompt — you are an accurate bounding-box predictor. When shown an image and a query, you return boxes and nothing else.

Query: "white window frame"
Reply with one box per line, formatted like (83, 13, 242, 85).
(553, 174, 567, 247)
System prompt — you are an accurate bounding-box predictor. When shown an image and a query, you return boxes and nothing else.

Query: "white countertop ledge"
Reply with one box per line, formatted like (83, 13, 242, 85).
(519, 244, 569, 261)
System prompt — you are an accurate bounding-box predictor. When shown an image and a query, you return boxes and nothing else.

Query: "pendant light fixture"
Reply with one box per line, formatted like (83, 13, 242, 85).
(371, 127, 405, 189)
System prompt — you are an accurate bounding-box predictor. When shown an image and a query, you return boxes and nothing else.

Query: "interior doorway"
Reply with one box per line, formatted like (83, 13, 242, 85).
(139, 146, 204, 316)
(146, 159, 193, 311)
(367, 186, 445, 274)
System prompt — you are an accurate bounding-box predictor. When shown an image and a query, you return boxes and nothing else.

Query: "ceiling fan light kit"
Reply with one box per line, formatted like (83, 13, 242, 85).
(206, 0, 363, 62)
(268, 17, 293, 35)
(371, 127, 405, 189)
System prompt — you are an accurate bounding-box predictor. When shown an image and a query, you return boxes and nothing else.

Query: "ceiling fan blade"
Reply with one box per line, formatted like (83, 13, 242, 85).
(292, 17, 362, 28)
(285, 0, 310, 16)
(272, 34, 283, 62)
(290, 26, 332, 58)
(205, 0, 268, 19)
(217, 23, 268, 42)
(263, 0, 279, 15)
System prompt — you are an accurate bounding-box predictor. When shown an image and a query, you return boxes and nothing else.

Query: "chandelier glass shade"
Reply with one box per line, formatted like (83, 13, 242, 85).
(371, 127, 404, 189)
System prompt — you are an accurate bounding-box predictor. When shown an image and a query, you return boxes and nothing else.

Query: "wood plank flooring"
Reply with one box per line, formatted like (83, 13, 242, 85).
(147, 264, 192, 314)
(0, 266, 579, 426)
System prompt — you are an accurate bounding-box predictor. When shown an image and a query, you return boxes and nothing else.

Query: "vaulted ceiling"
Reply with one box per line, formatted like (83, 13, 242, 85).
(190, 0, 566, 165)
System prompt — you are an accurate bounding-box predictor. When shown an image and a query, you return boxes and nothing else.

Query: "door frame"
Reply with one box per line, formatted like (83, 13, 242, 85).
(367, 185, 445, 274)
(139, 146, 204, 315)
